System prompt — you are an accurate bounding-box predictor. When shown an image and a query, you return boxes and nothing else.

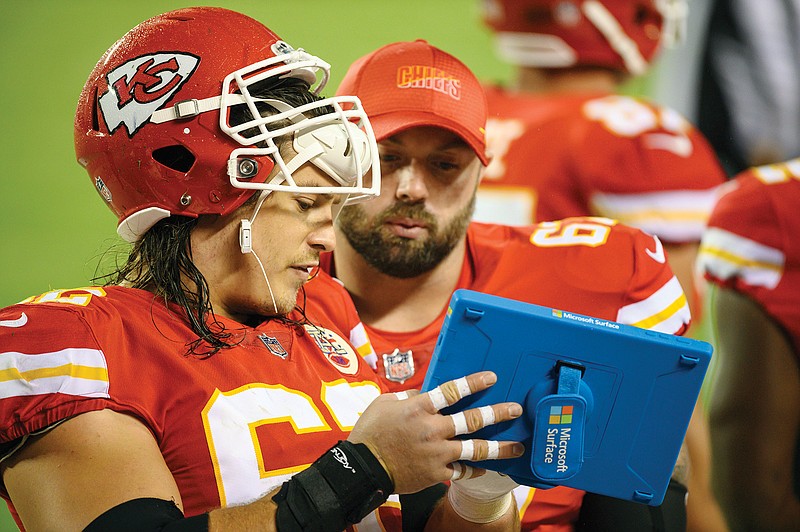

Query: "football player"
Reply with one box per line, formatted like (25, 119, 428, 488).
(698, 159, 800, 529)
(475, 0, 725, 322)
(475, 2, 728, 529)
(319, 38, 693, 531)
(0, 8, 524, 531)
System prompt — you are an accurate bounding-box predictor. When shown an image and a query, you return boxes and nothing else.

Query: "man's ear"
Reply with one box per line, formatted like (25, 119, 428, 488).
(477, 155, 491, 185)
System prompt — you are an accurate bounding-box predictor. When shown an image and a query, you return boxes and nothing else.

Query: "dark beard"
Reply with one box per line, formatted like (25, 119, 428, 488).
(337, 196, 474, 278)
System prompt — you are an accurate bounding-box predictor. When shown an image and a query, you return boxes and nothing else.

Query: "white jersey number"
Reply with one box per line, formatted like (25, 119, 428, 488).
(530, 218, 614, 248)
(203, 380, 381, 507)
(583, 96, 693, 157)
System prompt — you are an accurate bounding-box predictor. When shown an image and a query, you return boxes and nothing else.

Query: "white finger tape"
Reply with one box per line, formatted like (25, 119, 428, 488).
(428, 387, 448, 411)
(479, 405, 496, 426)
(455, 377, 471, 400)
(487, 440, 500, 460)
(450, 462, 463, 480)
(394, 391, 409, 400)
(459, 439, 475, 461)
(450, 462, 475, 481)
(452, 412, 469, 436)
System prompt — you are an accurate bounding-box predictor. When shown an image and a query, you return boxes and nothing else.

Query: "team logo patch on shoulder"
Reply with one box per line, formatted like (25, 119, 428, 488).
(383, 349, 415, 383)
(99, 52, 200, 136)
(304, 324, 359, 375)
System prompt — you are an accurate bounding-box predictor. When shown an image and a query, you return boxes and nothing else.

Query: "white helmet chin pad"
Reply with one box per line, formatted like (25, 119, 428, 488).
(293, 121, 371, 187)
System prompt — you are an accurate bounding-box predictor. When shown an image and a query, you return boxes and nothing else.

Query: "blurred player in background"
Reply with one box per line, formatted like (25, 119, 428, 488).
(475, 0, 725, 321)
(0, 8, 524, 531)
(320, 38, 694, 531)
(475, 2, 728, 529)
(697, 159, 800, 530)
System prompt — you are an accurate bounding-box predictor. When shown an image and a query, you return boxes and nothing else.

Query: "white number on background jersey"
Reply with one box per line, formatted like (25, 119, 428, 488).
(752, 157, 800, 184)
(484, 117, 524, 180)
(22, 287, 107, 307)
(583, 96, 693, 157)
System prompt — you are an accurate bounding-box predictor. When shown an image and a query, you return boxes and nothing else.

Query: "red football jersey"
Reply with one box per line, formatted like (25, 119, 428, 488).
(320, 217, 691, 530)
(0, 274, 396, 530)
(698, 159, 800, 356)
(476, 88, 726, 244)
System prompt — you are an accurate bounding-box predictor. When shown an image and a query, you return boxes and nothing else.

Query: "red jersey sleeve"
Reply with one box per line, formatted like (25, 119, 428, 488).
(0, 288, 147, 445)
(698, 159, 800, 354)
(469, 219, 691, 335)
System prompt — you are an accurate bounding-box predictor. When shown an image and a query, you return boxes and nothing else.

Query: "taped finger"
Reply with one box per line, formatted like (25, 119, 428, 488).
(461, 405, 498, 434)
(428, 387, 448, 411)
(428, 376, 472, 411)
(478, 405, 496, 427)
(458, 440, 501, 461)
(486, 440, 500, 460)
(459, 439, 475, 461)
(451, 412, 469, 436)
(394, 391, 409, 400)
(449, 462, 476, 481)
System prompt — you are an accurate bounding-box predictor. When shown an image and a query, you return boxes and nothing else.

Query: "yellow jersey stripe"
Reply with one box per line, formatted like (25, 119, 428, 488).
(630, 291, 688, 330)
(0, 347, 109, 399)
(700, 245, 783, 273)
(0, 363, 108, 383)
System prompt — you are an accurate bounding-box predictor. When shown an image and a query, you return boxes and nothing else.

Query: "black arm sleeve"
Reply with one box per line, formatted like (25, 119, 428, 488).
(575, 479, 687, 532)
(83, 498, 209, 531)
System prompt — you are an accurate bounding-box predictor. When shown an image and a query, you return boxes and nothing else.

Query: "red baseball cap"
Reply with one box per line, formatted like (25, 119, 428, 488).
(336, 40, 488, 165)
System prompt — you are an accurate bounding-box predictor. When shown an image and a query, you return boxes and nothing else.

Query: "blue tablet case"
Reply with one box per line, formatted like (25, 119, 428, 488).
(421, 289, 712, 506)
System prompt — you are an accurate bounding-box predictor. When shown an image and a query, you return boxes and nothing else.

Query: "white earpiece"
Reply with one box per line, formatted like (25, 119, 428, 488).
(239, 219, 252, 254)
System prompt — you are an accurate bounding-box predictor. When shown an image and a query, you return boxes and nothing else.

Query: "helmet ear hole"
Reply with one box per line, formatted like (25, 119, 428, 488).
(91, 88, 100, 132)
(635, 5, 650, 25)
(153, 145, 196, 173)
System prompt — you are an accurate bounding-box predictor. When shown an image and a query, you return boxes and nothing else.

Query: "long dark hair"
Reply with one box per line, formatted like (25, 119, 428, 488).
(100, 78, 330, 356)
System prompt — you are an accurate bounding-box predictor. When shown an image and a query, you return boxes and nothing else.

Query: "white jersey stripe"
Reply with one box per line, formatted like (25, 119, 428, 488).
(698, 227, 785, 289)
(0, 348, 109, 399)
(349, 321, 377, 370)
(590, 187, 720, 242)
(616, 277, 690, 334)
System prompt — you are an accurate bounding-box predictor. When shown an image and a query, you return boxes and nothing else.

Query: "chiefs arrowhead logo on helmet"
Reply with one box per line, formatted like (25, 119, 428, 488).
(99, 53, 199, 136)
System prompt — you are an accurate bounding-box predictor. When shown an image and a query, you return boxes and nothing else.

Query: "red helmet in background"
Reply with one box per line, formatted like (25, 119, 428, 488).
(480, 0, 687, 76)
(75, 7, 377, 242)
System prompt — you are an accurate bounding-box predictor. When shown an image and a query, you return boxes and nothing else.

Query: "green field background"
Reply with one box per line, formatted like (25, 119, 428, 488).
(0, 1, 669, 529)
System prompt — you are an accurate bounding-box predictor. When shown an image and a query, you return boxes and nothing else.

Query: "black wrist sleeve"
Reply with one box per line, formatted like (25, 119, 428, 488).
(273, 440, 394, 531)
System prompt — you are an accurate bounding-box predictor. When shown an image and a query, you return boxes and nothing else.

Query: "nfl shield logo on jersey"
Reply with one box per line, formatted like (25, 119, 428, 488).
(258, 333, 288, 359)
(383, 349, 415, 383)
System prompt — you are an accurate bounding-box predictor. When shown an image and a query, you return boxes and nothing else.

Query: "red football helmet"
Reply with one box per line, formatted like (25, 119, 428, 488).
(75, 7, 378, 242)
(480, 0, 687, 75)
